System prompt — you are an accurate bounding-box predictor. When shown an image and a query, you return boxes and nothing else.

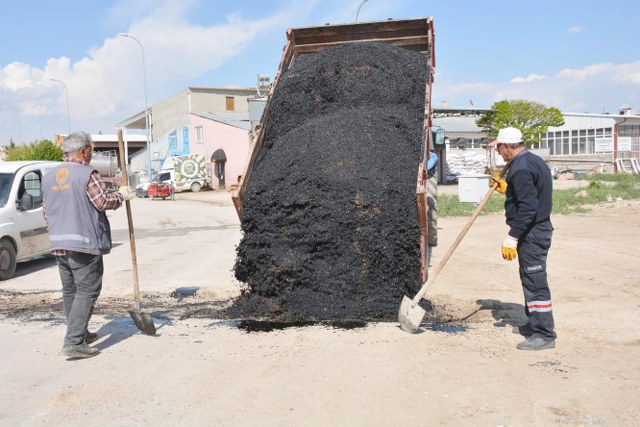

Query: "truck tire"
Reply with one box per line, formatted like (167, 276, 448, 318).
(0, 238, 17, 281)
(190, 182, 201, 193)
(426, 175, 438, 247)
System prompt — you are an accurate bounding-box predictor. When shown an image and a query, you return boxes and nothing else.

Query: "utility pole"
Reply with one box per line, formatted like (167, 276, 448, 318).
(119, 33, 153, 176)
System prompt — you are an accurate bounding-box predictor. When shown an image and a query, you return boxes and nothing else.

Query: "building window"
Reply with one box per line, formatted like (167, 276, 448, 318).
(196, 126, 203, 143)
(226, 96, 235, 111)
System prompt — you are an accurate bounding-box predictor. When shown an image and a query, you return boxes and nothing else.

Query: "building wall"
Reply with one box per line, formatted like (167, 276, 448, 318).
(151, 89, 190, 141)
(190, 114, 250, 187)
(145, 87, 257, 174)
(189, 87, 256, 115)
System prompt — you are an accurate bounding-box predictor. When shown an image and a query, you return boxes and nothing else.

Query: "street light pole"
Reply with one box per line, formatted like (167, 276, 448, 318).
(119, 33, 153, 176)
(49, 78, 71, 134)
(37, 106, 42, 139)
(2, 106, 22, 143)
(355, 0, 370, 22)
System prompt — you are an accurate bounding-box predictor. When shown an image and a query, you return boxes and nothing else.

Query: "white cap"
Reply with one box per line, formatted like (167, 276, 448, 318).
(488, 127, 523, 147)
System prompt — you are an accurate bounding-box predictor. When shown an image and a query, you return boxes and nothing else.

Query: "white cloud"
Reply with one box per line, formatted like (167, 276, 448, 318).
(511, 74, 546, 83)
(556, 61, 640, 85)
(434, 61, 640, 114)
(566, 26, 584, 34)
(0, 0, 295, 142)
(555, 63, 613, 79)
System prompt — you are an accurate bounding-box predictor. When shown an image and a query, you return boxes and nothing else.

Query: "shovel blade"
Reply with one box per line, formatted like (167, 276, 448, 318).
(128, 309, 156, 335)
(398, 295, 426, 334)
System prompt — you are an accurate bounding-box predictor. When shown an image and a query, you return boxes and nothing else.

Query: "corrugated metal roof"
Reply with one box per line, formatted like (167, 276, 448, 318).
(91, 134, 147, 142)
(188, 86, 259, 95)
(432, 111, 640, 134)
(548, 112, 638, 131)
(194, 112, 251, 131)
(433, 116, 483, 132)
(114, 109, 149, 129)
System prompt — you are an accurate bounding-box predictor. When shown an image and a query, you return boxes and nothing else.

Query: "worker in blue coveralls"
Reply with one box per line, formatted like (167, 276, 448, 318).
(426, 151, 438, 246)
(489, 127, 556, 351)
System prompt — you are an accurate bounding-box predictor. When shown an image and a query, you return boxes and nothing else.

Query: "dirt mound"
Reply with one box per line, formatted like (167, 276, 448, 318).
(230, 42, 429, 322)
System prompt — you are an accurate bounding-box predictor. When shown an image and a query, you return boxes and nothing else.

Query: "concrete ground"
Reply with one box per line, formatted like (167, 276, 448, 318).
(1, 188, 638, 426)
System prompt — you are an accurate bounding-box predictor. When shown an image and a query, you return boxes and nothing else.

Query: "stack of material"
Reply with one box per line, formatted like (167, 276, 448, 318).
(230, 42, 429, 322)
(445, 151, 487, 181)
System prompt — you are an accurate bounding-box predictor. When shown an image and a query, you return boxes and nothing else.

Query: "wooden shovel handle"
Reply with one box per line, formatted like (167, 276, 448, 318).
(117, 130, 141, 309)
(412, 163, 510, 303)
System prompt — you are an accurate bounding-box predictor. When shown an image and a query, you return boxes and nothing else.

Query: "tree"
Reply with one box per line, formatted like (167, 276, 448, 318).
(5, 139, 63, 161)
(476, 99, 564, 146)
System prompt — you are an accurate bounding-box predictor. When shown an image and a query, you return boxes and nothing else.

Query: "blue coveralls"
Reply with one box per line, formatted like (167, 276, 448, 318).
(504, 150, 556, 340)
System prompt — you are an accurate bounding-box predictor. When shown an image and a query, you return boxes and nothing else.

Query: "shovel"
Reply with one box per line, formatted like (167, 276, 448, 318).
(117, 130, 156, 335)
(398, 163, 509, 333)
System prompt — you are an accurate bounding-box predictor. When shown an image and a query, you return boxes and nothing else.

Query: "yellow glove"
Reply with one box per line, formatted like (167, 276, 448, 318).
(502, 235, 518, 261)
(490, 177, 507, 194)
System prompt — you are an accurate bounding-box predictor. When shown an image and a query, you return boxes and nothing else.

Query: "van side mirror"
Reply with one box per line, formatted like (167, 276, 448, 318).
(433, 128, 446, 145)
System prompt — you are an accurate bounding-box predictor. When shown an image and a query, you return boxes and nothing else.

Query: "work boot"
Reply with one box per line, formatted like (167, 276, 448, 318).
(85, 331, 98, 344)
(512, 324, 534, 337)
(62, 342, 100, 359)
(516, 336, 555, 351)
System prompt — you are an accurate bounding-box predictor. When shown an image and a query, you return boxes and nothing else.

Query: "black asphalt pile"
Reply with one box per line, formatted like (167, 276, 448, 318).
(229, 41, 429, 322)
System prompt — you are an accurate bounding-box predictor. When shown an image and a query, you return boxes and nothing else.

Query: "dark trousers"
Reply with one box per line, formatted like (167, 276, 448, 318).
(56, 253, 104, 346)
(517, 221, 556, 340)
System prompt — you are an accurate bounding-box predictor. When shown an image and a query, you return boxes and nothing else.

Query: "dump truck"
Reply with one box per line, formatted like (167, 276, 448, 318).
(232, 17, 437, 281)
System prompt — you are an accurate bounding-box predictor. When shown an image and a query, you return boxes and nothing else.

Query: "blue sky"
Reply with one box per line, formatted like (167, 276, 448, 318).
(1, 0, 639, 144)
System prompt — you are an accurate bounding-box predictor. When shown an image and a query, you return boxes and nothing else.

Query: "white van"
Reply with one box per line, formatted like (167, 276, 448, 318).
(0, 161, 61, 280)
(135, 154, 210, 197)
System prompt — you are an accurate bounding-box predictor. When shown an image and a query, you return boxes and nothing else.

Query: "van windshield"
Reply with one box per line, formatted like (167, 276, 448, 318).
(154, 172, 171, 182)
(0, 173, 15, 208)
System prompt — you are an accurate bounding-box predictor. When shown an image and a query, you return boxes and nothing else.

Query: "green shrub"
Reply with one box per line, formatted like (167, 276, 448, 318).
(5, 139, 63, 161)
(439, 175, 640, 217)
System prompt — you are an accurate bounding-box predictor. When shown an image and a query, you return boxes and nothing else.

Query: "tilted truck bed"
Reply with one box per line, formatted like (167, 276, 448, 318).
(232, 17, 435, 280)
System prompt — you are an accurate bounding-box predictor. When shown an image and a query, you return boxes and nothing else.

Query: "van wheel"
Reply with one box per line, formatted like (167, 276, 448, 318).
(0, 238, 17, 281)
(190, 182, 201, 192)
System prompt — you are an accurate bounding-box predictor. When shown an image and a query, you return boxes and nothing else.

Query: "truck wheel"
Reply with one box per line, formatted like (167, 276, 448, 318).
(426, 175, 438, 247)
(0, 238, 17, 281)
(190, 182, 201, 193)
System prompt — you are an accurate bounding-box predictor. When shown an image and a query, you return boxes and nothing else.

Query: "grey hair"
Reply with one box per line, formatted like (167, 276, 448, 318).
(62, 131, 93, 154)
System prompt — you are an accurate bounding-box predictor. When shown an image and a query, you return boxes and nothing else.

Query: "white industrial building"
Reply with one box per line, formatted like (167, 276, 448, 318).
(433, 107, 640, 181)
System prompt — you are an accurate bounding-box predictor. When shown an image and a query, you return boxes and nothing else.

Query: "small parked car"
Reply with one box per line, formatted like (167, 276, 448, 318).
(135, 171, 173, 198)
(0, 161, 61, 280)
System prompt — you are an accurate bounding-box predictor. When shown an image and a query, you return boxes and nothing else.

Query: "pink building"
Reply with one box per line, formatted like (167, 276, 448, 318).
(189, 113, 252, 189)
